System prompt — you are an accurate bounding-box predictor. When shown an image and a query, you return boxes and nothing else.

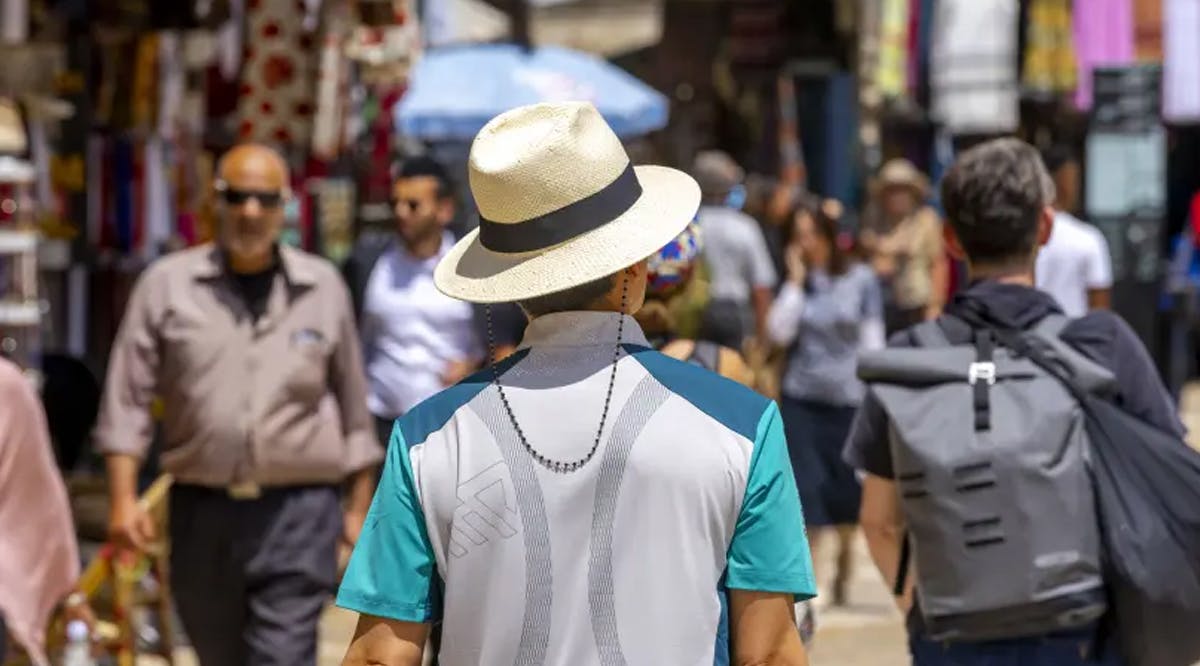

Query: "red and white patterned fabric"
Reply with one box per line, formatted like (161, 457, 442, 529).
(236, 0, 321, 146)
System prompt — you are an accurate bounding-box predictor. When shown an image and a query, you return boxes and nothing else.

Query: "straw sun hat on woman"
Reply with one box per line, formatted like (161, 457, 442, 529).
(434, 101, 701, 305)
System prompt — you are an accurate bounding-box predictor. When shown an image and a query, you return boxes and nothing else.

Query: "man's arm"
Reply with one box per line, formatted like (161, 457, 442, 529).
(94, 271, 163, 552)
(341, 616, 427, 666)
(860, 473, 911, 612)
(729, 590, 809, 666)
(726, 404, 816, 664)
(1087, 288, 1111, 310)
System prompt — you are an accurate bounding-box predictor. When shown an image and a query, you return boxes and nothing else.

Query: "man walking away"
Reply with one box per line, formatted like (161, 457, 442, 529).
(95, 144, 383, 666)
(338, 102, 815, 666)
(1035, 144, 1113, 317)
(845, 138, 1182, 666)
(691, 150, 778, 349)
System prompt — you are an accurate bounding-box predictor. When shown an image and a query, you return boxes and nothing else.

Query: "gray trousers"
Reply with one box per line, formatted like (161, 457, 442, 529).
(169, 484, 341, 666)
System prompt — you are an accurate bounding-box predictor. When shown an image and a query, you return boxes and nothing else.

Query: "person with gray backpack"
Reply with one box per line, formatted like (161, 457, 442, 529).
(843, 138, 1189, 666)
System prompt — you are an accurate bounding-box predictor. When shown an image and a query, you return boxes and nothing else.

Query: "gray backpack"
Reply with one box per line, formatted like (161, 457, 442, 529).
(857, 315, 1114, 642)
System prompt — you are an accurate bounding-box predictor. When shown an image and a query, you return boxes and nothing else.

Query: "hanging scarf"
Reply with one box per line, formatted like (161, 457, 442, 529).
(1022, 0, 1077, 95)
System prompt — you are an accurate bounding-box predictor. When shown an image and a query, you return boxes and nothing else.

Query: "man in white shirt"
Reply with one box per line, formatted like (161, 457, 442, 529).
(1036, 146, 1113, 317)
(360, 157, 484, 442)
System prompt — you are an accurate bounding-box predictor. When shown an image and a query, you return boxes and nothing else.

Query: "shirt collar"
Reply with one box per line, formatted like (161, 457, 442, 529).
(520, 311, 650, 349)
(190, 243, 317, 287)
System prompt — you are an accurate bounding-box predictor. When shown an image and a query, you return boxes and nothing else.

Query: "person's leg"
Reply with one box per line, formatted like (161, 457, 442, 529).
(833, 524, 856, 606)
(169, 486, 247, 666)
(242, 486, 341, 666)
(811, 403, 862, 606)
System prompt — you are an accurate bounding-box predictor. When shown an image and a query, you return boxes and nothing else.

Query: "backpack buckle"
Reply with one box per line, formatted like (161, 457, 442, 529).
(969, 361, 997, 385)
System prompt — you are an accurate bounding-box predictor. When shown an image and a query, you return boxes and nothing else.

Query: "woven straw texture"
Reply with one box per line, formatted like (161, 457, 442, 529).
(436, 102, 700, 303)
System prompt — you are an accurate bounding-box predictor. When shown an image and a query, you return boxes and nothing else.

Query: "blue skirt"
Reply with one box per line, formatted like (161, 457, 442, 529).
(780, 397, 861, 527)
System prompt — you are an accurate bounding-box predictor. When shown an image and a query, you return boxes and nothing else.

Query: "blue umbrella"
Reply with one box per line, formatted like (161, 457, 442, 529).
(396, 43, 669, 140)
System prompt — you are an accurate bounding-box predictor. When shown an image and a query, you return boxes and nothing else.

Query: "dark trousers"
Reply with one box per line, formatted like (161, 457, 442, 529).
(169, 484, 341, 666)
(909, 627, 1126, 666)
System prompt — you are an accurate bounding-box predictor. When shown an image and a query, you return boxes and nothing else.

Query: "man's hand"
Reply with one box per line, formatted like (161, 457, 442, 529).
(785, 244, 807, 286)
(107, 496, 156, 553)
(440, 359, 476, 387)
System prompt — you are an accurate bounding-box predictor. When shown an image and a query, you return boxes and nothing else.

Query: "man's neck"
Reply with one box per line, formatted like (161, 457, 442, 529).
(226, 248, 277, 275)
(404, 232, 443, 260)
(968, 265, 1036, 287)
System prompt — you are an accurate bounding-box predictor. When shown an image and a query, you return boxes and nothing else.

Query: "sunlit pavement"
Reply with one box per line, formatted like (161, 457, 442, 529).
(148, 385, 1200, 666)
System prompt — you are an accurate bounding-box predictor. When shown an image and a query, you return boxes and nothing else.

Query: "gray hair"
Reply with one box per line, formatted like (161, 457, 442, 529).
(940, 138, 1051, 266)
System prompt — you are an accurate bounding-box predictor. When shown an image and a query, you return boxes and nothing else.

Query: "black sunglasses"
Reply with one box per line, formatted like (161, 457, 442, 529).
(217, 184, 285, 208)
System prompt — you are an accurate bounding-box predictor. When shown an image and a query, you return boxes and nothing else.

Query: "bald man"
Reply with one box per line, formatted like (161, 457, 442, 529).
(94, 143, 382, 665)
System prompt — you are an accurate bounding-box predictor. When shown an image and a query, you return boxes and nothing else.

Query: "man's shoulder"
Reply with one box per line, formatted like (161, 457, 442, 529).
(1061, 309, 1133, 358)
(396, 350, 528, 449)
(623, 344, 771, 442)
(281, 245, 344, 283)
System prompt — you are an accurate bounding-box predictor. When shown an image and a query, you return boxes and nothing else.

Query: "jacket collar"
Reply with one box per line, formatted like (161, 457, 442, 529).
(189, 243, 317, 287)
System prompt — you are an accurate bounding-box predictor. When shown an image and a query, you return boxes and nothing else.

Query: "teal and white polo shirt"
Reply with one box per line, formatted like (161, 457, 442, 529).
(338, 312, 815, 665)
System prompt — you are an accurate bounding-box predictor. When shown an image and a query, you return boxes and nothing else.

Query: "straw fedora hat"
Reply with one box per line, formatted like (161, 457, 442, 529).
(434, 102, 700, 304)
(871, 158, 930, 198)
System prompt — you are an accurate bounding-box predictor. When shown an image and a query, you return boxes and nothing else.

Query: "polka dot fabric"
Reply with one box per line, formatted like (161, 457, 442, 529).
(236, 0, 319, 146)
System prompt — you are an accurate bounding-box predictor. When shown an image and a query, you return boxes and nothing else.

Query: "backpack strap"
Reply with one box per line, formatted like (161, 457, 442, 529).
(1032, 313, 1070, 338)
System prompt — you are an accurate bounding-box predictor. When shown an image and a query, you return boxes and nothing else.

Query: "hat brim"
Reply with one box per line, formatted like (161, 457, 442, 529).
(435, 165, 700, 304)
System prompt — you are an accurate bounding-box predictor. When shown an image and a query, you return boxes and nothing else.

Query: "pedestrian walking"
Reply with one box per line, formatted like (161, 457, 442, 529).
(1035, 145, 1113, 316)
(94, 143, 383, 666)
(636, 221, 755, 385)
(338, 102, 816, 666)
(343, 155, 527, 447)
(860, 159, 948, 334)
(0, 358, 89, 666)
(691, 150, 778, 350)
(766, 195, 885, 608)
(846, 138, 1182, 665)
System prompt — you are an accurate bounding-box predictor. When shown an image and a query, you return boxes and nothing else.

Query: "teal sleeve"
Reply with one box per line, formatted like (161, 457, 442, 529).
(336, 424, 442, 623)
(725, 403, 817, 600)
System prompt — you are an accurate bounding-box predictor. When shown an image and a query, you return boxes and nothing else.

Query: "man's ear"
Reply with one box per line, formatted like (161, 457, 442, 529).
(943, 222, 967, 262)
(1037, 205, 1055, 248)
(436, 198, 455, 226)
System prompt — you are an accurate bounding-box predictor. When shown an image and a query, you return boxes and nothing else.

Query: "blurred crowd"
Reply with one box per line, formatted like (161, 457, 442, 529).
(0, 133, 1122, 664)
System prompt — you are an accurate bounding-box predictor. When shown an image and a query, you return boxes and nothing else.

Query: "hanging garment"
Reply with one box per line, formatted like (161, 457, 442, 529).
(311, 2, 351, 160)
(1022, 0, 1077, 95)
(236, 0, 320, 146)
(930, 0, 1020, 134)
(1073, 0, 1134, 110)
(877, 0, 911, 99)
(1164, 0, 1200, 123)
(1135, 0, 1165, 60)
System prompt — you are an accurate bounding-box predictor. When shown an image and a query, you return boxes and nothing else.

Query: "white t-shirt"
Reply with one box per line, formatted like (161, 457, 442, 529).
(362, 234, 482, 419)
(1036, 212, 1113, 317)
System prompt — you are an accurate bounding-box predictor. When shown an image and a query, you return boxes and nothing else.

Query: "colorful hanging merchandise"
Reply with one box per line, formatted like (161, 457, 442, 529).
(1022, 0, 1077, 96)
(930, 0, 1020, 135)
(876, 0, 911, 100)
(1164, 0, 1200, 123)
(1135, 0, 1165, 61)
(236, 0, 322, 146)
(1073, 0, 1134, 111)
